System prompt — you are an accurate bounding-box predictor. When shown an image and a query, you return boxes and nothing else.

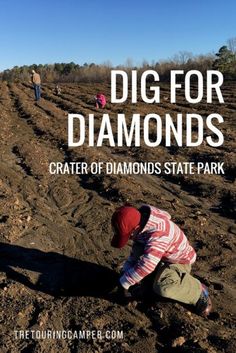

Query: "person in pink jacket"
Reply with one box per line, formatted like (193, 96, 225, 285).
(95, 93, 106, 108)
(111, 204, 212, 317)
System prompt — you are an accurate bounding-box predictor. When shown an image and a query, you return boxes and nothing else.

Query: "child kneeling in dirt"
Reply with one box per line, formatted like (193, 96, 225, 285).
(95, 93, 106, 108)
(111, 205, 212, 317)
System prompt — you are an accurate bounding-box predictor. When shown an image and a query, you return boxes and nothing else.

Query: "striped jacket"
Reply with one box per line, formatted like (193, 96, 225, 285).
(120, 205, 196, 290)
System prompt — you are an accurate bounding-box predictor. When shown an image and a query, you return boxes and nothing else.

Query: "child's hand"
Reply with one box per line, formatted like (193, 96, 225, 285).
(120, 287, 133, 304)
(109, 279, 134, 304)
(129, 283, 144, 299)
(123, 288, 132, 299)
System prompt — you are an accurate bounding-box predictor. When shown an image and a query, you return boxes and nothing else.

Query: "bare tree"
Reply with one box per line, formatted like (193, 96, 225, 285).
(227, 37, 236, 53)
(172, 51, 193, 65)
(125, 58, 134, 68)
(141, 59, 149, 68)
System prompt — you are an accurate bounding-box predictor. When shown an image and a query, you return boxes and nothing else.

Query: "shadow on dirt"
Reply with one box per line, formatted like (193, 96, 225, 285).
(0, 242, 118, 298)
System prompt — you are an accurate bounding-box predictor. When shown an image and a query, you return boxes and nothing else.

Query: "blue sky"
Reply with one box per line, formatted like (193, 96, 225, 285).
(0, 0, 235, 71)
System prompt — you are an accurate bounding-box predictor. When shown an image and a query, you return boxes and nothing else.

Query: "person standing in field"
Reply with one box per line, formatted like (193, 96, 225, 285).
(31, 69, 41, 101)
(111, 204, 212, 317)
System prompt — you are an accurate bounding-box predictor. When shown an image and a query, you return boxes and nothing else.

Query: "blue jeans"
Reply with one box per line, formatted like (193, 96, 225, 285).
(34, 84, 41, 101)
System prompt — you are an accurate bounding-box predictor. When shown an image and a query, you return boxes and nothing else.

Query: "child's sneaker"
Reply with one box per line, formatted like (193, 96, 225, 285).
(195, 284, 212, 317)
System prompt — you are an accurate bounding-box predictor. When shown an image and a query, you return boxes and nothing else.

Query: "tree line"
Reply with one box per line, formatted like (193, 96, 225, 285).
(1, 39, 235, 83)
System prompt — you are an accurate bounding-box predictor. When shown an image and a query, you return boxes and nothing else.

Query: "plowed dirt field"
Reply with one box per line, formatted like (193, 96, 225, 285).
(0, 81, 235, 353)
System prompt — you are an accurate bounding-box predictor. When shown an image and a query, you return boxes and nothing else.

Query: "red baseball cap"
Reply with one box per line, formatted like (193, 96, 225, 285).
(111, 206, 141, 248)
